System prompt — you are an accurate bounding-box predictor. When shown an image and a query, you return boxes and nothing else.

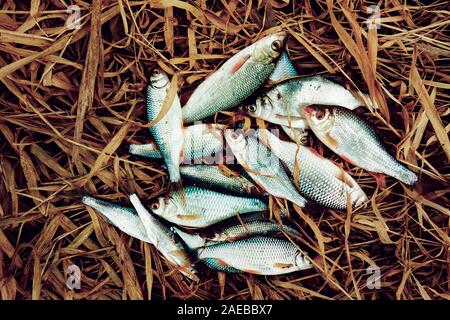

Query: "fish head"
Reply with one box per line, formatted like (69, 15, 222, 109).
(148, 196, 179, 220)
(348, 184, 369, 208)
(239, 99, 267, 120)
(224, 128, 249, 162)
(149, 68, 170, 89)
(295, 252, 312, 270)
(252, 31, 288, 65)
(303, 105, 334, 133)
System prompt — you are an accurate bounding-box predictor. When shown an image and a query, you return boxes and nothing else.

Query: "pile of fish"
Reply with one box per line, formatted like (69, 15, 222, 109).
(82, 31, 417, 280)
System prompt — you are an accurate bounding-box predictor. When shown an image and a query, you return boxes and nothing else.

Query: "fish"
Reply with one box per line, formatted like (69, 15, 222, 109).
(129, 194, 199, 280)
(197, 236, 312, 275)
(82, 196, 151, 243)
(146, 68, 184, 182)
(224, 128, 307, 208)
(241, 51, 374, 132)
(182, 32, 288, 123)
(303, 105, 418, 185)
(177, 165, 263, 196)
(259, 129, 368, 209)
(240, 76, 370, 129)
(129, 124, 225, 164)
(149, 186, 268, 228)
(172, 211, 301, 250)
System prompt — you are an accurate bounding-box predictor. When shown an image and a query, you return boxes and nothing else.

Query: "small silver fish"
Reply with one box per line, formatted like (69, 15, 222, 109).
(82, 196, 150, 243)
(259, 129, 368, 209)
(241, 76, 369, 130)
(304, 105, 418, 185)
(197, 236, 312, 275)
(129, 124, 224, 164)
(146, 68, 184, 182)
(242, 50, 375, 132)
(129, 194, 199, 280)
(149, 186, 268, 228)
(172, 211, 301, 250)
(224, 128, 307, 208)
(182, 32, 288, 123)
(178, 165, 262, 196)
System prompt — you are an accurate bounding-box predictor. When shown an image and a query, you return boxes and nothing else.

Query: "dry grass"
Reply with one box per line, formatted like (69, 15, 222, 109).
(0, 0, 449, 300)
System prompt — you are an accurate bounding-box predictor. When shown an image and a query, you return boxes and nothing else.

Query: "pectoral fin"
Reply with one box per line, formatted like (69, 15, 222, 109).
(231, 54, 251, 74)
(177, 214, 201, 221)
(273, 262, 294, 269)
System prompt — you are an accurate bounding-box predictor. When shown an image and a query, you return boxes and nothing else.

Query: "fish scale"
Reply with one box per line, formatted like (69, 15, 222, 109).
(197, 236, 312, 275)
(259, 129, 367, 209)
(150, 186, 268, 228)
(305, 106, 418, 185)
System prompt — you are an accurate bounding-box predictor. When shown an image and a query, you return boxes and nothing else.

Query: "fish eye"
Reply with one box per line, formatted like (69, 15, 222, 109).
(150, 201, 160, 210)
(276, 92, 282, 100)
(315, 110, 325, 120)
(271, 40, 282, 52)
(230, 131, 240, 140)
(247, 105, 257, 113)
(152, 69, 160, 77)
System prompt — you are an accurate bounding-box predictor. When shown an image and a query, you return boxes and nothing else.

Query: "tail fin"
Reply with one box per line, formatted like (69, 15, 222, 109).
(129, 143, 162, 159)
(396, 167, 418, 185)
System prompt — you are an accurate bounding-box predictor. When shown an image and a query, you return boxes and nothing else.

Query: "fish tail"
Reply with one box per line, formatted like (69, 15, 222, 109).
(82, 195, 107, 211)
(81, 195, 114, 224)
(129, 143, 162, 158)
(166, 163, 181, 182)
(394, 166, 418, 185)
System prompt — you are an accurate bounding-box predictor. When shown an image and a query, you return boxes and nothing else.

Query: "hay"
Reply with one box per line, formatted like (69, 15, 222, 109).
(0, 0, 449, 300)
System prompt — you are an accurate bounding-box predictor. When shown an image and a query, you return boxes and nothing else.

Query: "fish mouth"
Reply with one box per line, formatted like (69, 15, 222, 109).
(349, 187, 368, 208)
(274, 31, 288, 46)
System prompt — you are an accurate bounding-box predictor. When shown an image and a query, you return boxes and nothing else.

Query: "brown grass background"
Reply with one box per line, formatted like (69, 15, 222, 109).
(0, 0, 449, 300)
